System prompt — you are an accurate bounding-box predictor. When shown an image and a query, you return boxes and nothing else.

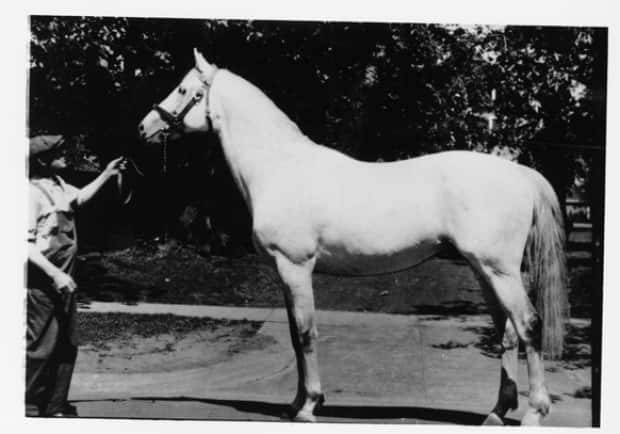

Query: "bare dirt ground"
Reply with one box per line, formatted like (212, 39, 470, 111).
(71, 243, 592, 403)
(65, 241, 593, 425)
(76, 313, 275, 375)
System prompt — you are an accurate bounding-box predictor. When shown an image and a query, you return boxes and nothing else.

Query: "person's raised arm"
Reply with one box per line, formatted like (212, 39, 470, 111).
(76, 157, 126, 207)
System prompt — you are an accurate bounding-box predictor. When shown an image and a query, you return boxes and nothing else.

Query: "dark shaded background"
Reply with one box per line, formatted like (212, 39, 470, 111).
(28, 18, 606, 258)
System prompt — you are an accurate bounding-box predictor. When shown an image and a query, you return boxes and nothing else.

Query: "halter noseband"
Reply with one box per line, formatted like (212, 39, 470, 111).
(152, 67, 217, 134)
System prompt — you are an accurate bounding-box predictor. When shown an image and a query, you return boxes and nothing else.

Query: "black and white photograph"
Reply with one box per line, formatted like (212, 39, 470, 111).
(5, 1, 617, 431)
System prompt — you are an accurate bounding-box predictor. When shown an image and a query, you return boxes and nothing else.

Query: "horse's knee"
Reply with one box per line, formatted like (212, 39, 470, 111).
(292, 309, 317, 349)
(289, 304, 317, 345)
(301, 326, 318, 352)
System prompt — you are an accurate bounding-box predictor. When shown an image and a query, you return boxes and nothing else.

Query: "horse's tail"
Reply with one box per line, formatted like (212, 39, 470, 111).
(525, 169, 569, 360)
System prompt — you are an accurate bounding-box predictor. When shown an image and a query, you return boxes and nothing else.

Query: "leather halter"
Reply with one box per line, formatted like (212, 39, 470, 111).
(151, 67, 217, 133)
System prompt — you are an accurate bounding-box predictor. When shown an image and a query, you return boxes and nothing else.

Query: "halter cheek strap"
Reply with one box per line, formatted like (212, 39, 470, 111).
(153, 67, 218, 133)
(152, 93, 204, 131)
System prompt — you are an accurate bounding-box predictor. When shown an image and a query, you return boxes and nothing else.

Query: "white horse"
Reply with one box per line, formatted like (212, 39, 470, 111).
(138, 49, 568, 426)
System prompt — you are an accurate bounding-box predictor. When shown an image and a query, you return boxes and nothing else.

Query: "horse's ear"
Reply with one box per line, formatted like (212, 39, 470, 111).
(193, 48, 211, 73)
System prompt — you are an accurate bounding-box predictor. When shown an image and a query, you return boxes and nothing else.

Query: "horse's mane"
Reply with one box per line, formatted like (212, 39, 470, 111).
(214, 70, 309, 146)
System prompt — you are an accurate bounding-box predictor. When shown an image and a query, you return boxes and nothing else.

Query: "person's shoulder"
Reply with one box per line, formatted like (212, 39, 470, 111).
(30, 177, 63, 201)
(29, 178, 48, 192)
(29, 179, 49, 208)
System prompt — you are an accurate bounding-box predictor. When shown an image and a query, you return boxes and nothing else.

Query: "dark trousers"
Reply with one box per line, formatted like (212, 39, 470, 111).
(26, 288, 78, 416)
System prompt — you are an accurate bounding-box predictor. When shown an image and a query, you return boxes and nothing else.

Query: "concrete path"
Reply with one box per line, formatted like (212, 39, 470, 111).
(71, 302, 592, 426)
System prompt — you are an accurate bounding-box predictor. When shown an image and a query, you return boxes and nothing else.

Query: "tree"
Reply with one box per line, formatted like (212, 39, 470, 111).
(28, 17, 606, 251)
(480, 26, 605, 204)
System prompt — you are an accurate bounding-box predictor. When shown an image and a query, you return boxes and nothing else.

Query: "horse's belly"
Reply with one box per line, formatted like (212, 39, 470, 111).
(311, 197, 445, 275)
(315, 238, 442, 276)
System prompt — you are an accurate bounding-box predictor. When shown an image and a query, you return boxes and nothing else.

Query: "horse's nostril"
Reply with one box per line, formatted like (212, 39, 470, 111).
(138, 124, 145, 131)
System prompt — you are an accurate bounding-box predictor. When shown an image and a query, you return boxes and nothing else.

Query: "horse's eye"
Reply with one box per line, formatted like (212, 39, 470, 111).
(194, 91, 204, 100)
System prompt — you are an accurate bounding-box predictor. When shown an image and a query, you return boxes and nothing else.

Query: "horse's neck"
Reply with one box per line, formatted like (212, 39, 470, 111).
(211, 73, 309, 207)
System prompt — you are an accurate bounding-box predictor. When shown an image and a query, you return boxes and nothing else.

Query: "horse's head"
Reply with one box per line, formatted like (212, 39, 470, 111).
(138, 49, 218, 144)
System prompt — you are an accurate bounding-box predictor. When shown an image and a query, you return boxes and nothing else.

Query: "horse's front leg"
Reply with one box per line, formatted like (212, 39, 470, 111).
(275, 252, 324, 422)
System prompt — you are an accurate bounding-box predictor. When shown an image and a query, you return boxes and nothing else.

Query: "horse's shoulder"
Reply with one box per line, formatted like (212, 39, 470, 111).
(252, 212, 318, 261)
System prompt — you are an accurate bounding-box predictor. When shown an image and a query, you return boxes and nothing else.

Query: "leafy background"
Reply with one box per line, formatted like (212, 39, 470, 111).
(28, 17, 606, 255)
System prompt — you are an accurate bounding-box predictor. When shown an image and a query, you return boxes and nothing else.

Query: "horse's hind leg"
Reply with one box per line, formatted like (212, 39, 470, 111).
(274, 253, 324, 422)
(477, 265, 551, 426)
(475, 277, 520, 425)
(483, 316, 520, 425)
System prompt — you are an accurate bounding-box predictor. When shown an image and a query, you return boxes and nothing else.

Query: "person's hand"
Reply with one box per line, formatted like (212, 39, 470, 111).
(51, 270, 77, 295)
(105, 157, 128, 177)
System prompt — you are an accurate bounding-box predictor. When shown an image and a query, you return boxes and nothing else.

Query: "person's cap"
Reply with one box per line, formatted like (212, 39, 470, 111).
(29, 135, 66, 157)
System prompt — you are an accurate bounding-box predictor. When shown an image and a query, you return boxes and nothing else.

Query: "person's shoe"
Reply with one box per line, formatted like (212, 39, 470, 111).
(25, 403, 40, 417)
(48, 403, 78, 417)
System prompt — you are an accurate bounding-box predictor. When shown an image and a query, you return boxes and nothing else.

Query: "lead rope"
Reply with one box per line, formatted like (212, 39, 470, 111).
(162, 132, 168, 175)
(162, 133, 169, 244)
(116, 157, 145, 205)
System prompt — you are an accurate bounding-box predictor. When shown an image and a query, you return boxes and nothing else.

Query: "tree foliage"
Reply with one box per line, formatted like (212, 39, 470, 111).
(28, 16, 606, 249)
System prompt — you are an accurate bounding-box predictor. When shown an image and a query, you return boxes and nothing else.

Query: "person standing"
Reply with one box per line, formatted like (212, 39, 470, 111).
(26, 135, 125, 417)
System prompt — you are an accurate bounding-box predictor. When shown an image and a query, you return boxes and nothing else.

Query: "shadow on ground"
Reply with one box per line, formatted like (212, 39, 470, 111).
(73, 397, 520, 425)
(459, 322, 592, 370)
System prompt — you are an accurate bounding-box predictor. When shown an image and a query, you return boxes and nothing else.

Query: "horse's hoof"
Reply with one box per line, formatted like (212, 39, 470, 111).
(521, 409, 543, 426)
(292, 411, 316, 422)
(482, 413, 504, 425)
